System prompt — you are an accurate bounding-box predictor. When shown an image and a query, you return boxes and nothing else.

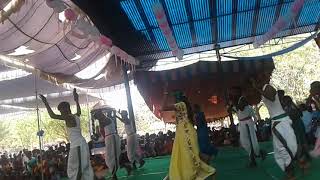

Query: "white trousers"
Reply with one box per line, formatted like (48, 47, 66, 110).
(105, 134, 121, 173)
(272, 118, 298, 171)
(239, 120, 260, 157)
(67, 140, 94, 180)
(127, 133, 141, 163)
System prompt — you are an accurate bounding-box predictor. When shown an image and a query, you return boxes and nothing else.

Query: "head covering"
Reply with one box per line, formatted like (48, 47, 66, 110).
(171, 90, 185, 102)
(262, 84, 270, 91)
(91, 101, 114, 115)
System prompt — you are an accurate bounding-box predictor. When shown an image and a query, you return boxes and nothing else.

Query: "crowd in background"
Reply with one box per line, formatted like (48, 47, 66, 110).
(0, 91, 319, 179)
(0, 127, 237, 179)
(140, 121, 272, 159)
(0, 143, 68, 180)
(0, 122, 278, 179)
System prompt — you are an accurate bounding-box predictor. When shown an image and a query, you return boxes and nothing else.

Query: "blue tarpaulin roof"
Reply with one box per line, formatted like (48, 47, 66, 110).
(73, 0, 320, 63)
(120, 0, 319, 58)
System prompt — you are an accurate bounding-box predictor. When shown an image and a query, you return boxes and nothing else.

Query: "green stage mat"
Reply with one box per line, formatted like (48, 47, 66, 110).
(109, 142, 320, 180)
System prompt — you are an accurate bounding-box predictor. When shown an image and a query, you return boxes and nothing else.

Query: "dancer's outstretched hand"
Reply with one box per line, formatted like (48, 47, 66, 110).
(73, 88, 79, 102)
(39, 94, 47, 102)
(250, 78, 257, 88)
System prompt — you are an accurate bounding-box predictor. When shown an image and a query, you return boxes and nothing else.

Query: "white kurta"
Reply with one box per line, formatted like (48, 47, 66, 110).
(236, 106, 260, 157)
(104, 121, 121, 173)
(67, 115, 94, 180)
(262, 85, 297, 171)
(125, 124, 141, 163)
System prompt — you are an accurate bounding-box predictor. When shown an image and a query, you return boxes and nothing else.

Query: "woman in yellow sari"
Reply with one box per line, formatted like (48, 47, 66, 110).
(163, 93, 216, 180)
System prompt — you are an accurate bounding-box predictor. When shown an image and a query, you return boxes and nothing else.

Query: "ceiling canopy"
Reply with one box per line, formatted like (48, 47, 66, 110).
(0, 0, 319, 116)
(72, 0, 320, 64)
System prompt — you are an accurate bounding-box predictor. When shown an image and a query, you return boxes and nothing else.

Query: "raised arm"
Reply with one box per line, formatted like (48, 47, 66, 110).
(115, 115, 124, 122)
(249, 106, 258, 123)
(73, 88, 81, 116)
(118, 111, 131, 125)
(312, 96, 320, 109)
(39, 94, 64, 120)
(160, 92, 175, 111)
(250, 79, 264, 95)
(250, 79, 275, 101)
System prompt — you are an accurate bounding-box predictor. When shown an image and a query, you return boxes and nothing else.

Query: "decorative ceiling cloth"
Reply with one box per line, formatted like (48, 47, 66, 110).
(72, 0, 320, 64)
(134, 59, 274, 123)
(0, 65, 98, 115)
(0, 0, 137, 90)
(0, 0, 136, 116)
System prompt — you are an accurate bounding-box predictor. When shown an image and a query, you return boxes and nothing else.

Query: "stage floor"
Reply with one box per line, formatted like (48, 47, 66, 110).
(112, 142, 320, 180)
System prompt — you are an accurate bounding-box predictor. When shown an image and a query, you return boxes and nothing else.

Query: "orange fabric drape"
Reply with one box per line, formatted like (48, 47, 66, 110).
(135, 60, 274, 123)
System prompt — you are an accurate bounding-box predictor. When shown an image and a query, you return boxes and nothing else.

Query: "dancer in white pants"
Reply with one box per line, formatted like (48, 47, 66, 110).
(40, 89, 94, 180)
(92, 109, 121, 180)
(252, 82, 297, 180)
(228, 87, 265, 167)
(119, 110, 145, 168)
(231, 95, 265, 167)
(66, 115, 94, 180)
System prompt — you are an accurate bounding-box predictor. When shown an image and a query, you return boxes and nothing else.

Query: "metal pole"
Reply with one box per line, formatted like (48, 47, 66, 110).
(122, 65, 136, 133)
(86, 94, 91, 137)
(215, 44, 235, 126)
(315, 33, 320, 49)
(34, 71, 44, 180)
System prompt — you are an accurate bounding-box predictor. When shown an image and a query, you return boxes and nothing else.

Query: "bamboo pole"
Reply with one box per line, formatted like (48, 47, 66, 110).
(122, 65, 136, 133)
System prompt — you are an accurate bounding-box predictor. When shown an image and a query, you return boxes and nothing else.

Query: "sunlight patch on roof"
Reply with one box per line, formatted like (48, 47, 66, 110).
(71, 53, 81, 61)
(59, 11, 66, 22)
(0, 69, 31, 81)
(0, 91, 72, 105)
(3, 0, 18, 11)
(0, 104, 34, 111)
(75, 53, 111, 79)
(94, 73, 105, 80)
(8, 46, 35, 56)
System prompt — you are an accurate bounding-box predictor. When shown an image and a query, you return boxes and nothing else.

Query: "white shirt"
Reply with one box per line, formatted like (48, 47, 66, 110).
(235, 105, 256, 121)
(66, 115, 85, 148)
(104, 118, 116, 136)
(125, 123, 135, 135)
(261, 85, 286, 118)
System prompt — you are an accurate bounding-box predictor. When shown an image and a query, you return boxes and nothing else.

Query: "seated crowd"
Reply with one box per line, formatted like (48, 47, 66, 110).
(0, 124, 270, 179)
(0, 99, 319, 179)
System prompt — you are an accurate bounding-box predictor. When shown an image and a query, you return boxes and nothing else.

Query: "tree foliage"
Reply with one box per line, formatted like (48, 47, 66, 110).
(235, 38, 320, 102)
(0, 107, 91, 151)
(0, 121, 9, 142)
(271, 41, 320, 102)
(234, 38, 320, 118)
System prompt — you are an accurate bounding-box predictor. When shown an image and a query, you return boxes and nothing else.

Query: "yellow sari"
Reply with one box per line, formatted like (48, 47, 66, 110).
(168, 102, 216, 180)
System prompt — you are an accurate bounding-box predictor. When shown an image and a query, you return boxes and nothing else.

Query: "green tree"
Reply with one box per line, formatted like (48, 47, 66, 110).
(0, 121, 9, 142)
(236, 37, 320, 102)
(227, 36, 320, 119)
(271, 41, 320, 102)
(15, 117, 38, 149)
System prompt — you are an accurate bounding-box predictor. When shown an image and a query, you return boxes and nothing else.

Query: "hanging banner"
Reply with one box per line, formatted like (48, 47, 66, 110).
(253, 0, 305, 48)
(152, 2, 184, 60)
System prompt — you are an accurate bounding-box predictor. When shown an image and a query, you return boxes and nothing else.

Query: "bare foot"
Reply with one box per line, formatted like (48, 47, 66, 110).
(286, 176, 296, 180)
(300, 161, 310, 175)
(210, 174, 216, 180)
(285, 173, 296, 180)
(163, 175, 169, 180)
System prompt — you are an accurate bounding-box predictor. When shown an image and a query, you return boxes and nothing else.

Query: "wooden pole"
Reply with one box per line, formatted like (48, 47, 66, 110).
(122, 65, 137, 133)
(34, 72, 44, 180)
(315, 34, 320, 49)
(215, 44, 235, 126)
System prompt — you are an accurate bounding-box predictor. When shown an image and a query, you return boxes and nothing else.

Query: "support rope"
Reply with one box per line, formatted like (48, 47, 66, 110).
(34, 71, 44, 180)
